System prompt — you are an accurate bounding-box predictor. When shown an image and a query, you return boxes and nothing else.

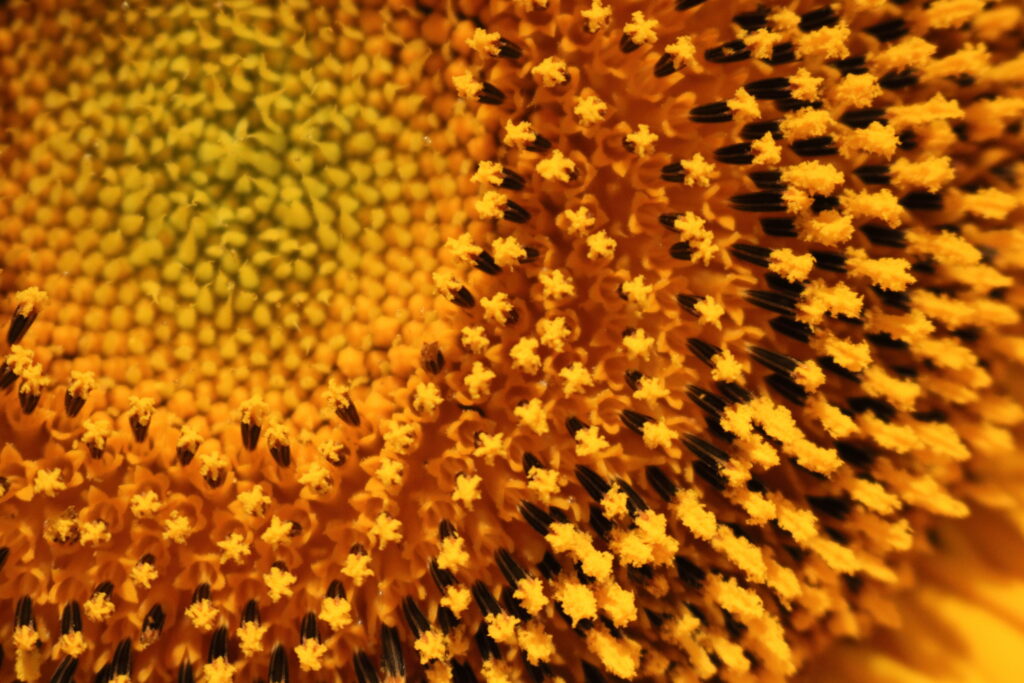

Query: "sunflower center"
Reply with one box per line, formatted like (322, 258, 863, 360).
(1, 1, 465, 407)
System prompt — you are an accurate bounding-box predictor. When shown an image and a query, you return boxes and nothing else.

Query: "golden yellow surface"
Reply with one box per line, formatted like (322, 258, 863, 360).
(1, 0, 1023, 681)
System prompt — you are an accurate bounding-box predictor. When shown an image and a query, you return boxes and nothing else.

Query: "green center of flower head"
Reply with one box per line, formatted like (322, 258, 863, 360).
(2, 0, 468, 408)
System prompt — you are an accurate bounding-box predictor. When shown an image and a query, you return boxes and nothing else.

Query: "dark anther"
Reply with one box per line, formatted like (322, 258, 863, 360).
(477, 82, 506, 105)
(269, 643, 290, 683)
(96, 663, 113, 683)
(177, 441, 197, 466)
(50, 656, 78, 683)
(177, 659, 195, 683)
(129, 414, 149, 443)
(879, 68, 918, 90)
(646, 466, 678, 501)
(687, 385, 726, 416)
(687, 338, 721, 366)
(536, 551, 563, 580)
(270, 439, 291, 467)
(326, 580, 346, 600)
(730, 243, 771, 267)
(191, 583, 211, 604)
(853, 164, 891, 185)
(19, 388, 41, 415)
(113, 638, 133, 675)
(740, 119, 781, 140)
(745, 77, 792, 100)
(675, 555, 707, 588)
(810, 195, 840, 213)
(472, 581, 503, 616)
(745, 289, 799, 316)
(402, 598, 430, 639)
(819, 356, 863, 383)
(430, 560, 457, 593)
(840, 108, 887, 129)
(438, 606, 460, 635)
(240, 421, 261, 451)
(522, 451, 543, 474)
(502, 199, 531, 223)
(452, 286, 475, 308)
(496, 549, 528, 586)
(830, 56, 868, 75)
(525, 135, 552, 154)
(619, 409, 654, 435)
(676, 294, 700, 316)
(705, 39, 751, 63)
(353, 652, 380, 683)
(749, 170, 784, 190)
(770, 315, 812, 343)
(142, 604, 165, 636)
(519, 501, 554, 535)
(848, 396, 897, 422)
(565, 416, 588, 437)
(654, 53, 678, 78)
(715, 142, 757, 167)
(799, 6, 838, 31)
(682, 434, 731, 465)
(775, 96, 820, 112)
(60, 601, 82, 635)
(207, 626, 228, 663)
(659, 212, 685, 230)
(899, 191, 943, 211)
(669, 242, 694, 260)
(65, 389, 87, 418)
(500, 167, 526, 191)
(588, 504, 614, 539)
(495, 38, 522, 59)
(624, 369, 644, 391)
(717, 380, 752, 404)
(865, 17, 908, 42)
(615, 479, 649, 513)
(7, 310, 38, 346)
(763, 42, 796, 65)
(860, 222, 906, 247)
(766, 373, 808, 405)
(620, 33, 641, 53)
(730, 191, 786, 212)
(242, 599, 261, 624)
(791, 136, 838, 157)
(575, 465, 612, 501)
(439, 520, 458, 540)
(733, 7, 769, 30)
(810, 249, 847, 272)
(690, 101, 733, 123)
(761, 217, 797, 237)
(381, 625, 406, 679)
(475, 622, 502, 661)
(15, 595, 34, 628)
(334, 396, 360, 427)
(749, 346, 799, 374)
(676, 0, 711, 9)
(300, 612, 321, 643)
(807, 495, 852, 520)
(0, 361, 20, 390)
(473, 251, 502, 275)
(93, 582, 115, 597)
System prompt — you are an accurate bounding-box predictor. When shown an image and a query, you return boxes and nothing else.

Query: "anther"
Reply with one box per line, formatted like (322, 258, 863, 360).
(676, 556, 709, 591)
(429, 559, 457, 592)
(141, 603, 166, 645)
(113, 638, 133, 676)
(474, 251, 502, 274)
(705, 39, 750, 63)
(178, 659, 195, 683)
(745, 77, 792, 100)
(51, 656, 78, 683)
(326, 580, 346, 600)
(766, 374, 808, 405)
(761, 217, 797, 237)
(242, 599, 261, 624)
(620, 409, 654, 435)
(740, 120, 781, 140)
(660, 163, 686, 183)
(519, 501, 555, 535)
(791, 136, 838, 157)
(686, 385, 727, 417)
(831, 56, 869, 76)
(495, 549, 528, 586)
(865, 17, 908, 42)
(899, 192, 943, 211)
(730, 192, 786, 212)
(522, 452, 544, 474)
(439, 519, 458, 540)
(207, 626, 229, 663)
(300, 612, 321, 642)
(401, 598, 431, 638)
(575, 465, 612, 501)
(191, 583, 211, 605)
(353, 652, 379, 683)
(624, 369, 644, 391)
(730, 243, 772, 267)
(19, 384, 41, 415)
(478, 82, 506, 105)
(60, 601, 82, 636)
(733, 7, 769, 30)
(269, 643, 289, 683)
(646, 466, 678, 502)
(880, 68, 919, 90)
(764, 42, 797, 65)
(381, 625, 406, 679)
(690, 101, 734, 123)
(16, 595, 35, 628)
(745, 289, 799, 316)
(771, 316, 813, 343)
(799, 6, 839, 31)
(840, 108, 887, 129)
(714, 142, 755, 165)
(421, 342, 445, 375)
(565, 416, 588, 437)
(853, 165, 891, 185)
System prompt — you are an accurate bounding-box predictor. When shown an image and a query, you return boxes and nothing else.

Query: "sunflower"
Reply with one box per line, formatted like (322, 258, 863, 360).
(1, 0, 1023, 680)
